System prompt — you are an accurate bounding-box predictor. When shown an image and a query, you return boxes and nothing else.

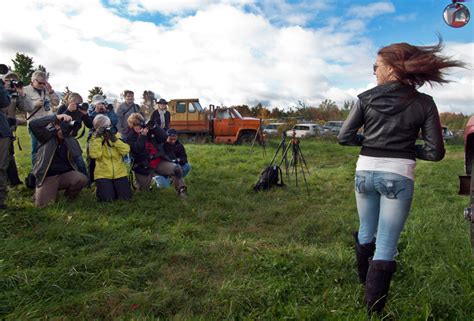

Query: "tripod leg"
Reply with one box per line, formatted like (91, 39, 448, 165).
(297, 145, 310, 175)
(297, 152, 310, 195)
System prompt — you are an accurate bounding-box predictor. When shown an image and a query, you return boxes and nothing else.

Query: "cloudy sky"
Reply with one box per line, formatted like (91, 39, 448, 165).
(0, 0, 473, 113)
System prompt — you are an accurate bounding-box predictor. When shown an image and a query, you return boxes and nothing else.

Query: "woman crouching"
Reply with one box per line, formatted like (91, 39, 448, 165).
(89, 114, 132, 202)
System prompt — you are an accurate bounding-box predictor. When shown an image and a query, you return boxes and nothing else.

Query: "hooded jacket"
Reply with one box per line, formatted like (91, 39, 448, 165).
(338, 81, 445, 161)
(88, 135, 130, 180)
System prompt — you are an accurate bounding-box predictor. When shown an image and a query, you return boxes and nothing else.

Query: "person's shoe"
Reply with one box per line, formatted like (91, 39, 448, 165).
(354, 232, 376, 284)
(177, 186, 187, 198)
(365, 260, 397, 315)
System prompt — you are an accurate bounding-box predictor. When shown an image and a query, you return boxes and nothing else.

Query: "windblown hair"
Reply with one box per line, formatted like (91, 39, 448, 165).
(127, 112, 144, 127)
(123, 90, 134, 97)
(67, 92, 83, 104)
(31, 70, 48, 81)
(378, 39, 466, 88)
(93, 114, 111, 130)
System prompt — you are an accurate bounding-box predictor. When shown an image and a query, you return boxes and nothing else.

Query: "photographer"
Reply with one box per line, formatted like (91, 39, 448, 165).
(56, 92, 90, 176)
(123, 113, 187, 197)
(87, 94, 118, 134)
(2, 72, 34, 186)
(153, 129, 191, 188)
(29, 113, 88, 208)
(24, 70, 60, 166)
(117, 90, 143, 135)
(88, 115, 132, 202)
(0, 67, 12, 209)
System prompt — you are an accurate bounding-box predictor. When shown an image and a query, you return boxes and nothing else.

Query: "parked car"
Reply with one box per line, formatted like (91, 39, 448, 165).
(323, 121, 344, 134)
(442, 126, 454, 140)
(263, 122, 286, 136)
(286, 123, 322, 138)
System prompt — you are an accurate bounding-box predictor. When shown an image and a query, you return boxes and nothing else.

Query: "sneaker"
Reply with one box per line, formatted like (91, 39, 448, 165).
(177, 186, 187, 198)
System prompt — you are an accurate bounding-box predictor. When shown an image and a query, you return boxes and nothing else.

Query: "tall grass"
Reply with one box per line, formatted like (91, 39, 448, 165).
(0, 127, 472, 320)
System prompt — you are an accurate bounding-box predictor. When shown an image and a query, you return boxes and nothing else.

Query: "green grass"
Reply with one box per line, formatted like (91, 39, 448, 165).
(1, 127, 472, 320)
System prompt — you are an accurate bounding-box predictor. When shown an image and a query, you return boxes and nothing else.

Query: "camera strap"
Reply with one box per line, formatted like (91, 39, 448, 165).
(16, 135, 22, 151)
(26, 104, 44, 121)
(76, 125, 86, 139)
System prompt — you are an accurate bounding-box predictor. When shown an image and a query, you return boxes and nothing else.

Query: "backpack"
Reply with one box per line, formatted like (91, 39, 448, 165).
(253, 165, 284, 192)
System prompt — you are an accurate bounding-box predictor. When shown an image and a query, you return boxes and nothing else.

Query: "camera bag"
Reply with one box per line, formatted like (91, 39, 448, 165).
(253, 165, 284, 192)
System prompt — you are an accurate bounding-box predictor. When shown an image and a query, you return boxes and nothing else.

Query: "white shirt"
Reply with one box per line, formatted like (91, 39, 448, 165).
(356, 155, 416, 181)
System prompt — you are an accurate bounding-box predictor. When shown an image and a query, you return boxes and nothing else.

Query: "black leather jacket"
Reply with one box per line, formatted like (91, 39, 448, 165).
(338, 81, 445, 161)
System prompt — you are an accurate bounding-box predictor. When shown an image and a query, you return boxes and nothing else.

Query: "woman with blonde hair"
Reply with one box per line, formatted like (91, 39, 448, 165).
(338, 40, 465, 314)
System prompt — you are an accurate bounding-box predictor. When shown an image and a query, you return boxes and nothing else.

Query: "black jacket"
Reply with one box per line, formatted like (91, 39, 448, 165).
(150, 109, 170, 130)
(338, 81, 445, 161)
(123, 126, 168, 175)
(0, 82, 12, 138)
(163, 140, 187, 165)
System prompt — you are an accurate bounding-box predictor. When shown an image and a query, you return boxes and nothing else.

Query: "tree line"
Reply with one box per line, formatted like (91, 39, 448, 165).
(6, 52, 472, 130)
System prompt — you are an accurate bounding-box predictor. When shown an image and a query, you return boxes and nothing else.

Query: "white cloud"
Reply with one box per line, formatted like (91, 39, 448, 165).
(347, 1, 395, 19)
(0, 0, 471, 115)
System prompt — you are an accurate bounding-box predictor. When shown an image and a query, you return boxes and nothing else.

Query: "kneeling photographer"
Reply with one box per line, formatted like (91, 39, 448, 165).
(29, 113, 88, 208)
(87, 95, 118, 134)
(2, 72, 34, 186)
(88, 115, 132, 202)
(123, 113, 187, 197)
(57, 92, 91, 176)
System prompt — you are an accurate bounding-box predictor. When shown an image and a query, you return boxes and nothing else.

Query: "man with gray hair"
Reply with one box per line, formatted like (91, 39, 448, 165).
(24, 70, 60, 166)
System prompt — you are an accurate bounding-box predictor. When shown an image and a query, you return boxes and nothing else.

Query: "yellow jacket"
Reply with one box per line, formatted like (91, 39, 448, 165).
(88, 136, 130, 180)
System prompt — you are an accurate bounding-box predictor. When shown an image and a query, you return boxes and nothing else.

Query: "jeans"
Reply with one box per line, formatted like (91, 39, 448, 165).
(355, 170, 414, 261)
(153, 163, 191, 189)
(28, 126, 38, 167)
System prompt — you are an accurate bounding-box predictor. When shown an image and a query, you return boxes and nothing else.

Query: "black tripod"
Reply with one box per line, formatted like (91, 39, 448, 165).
(269, 131, 290, 182)
(278, 130, 310, 195)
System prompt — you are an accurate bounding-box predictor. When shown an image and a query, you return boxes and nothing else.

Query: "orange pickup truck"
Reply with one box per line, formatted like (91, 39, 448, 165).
(167, 98, 262, 144)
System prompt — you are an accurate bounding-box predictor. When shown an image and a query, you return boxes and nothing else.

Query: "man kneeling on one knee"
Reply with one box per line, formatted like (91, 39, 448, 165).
(123, 113, 187, 197)
(30, 114, 88, 208)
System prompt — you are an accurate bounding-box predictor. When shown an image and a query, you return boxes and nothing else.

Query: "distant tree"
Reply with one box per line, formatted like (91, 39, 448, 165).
(88, 87, 106, 103)
(37, 64, 50, 80)
(341, 100, 355, 119)
(318, 99, 341, 121)
(439, 112, 470, 131)
(11, 53, 35, 85)
(141, 90, 155, 118)
(250, 103, 263, 117)
(61, 86, 72, 106)
(257, 107, 270, 119)
(233, 105, 252, 117)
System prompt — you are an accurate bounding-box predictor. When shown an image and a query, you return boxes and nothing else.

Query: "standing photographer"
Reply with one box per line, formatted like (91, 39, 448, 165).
(89, 115, 132, 202)
(124, 113, 187, 197)
(149, 98, 170, 130)
(29, 113, 88, 208)
(2, 72, 34, 186)
(0, 66, 12, 209)
(87, 94, 118, 134)
(24, 70, 60, 166)
(57, 92, 92, 176)
(117, 90, 143, 136)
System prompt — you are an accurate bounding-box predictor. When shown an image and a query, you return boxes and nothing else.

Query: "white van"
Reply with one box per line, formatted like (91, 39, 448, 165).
(286, 123, 322, 138)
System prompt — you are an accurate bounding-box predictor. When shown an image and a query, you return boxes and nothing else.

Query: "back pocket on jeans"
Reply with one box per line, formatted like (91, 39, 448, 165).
(355, 174, 366, 194)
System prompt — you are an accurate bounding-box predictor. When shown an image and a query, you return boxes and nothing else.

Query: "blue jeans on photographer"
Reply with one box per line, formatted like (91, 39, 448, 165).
(355, 170, 414, 261)
(153, 163, 191, 188)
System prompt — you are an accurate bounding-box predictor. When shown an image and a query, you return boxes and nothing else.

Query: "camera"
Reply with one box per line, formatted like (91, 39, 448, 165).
(5, 80, 24, 99)
(77, 102, 89, 111)
(43, 100, 51, 111)
(60, 120, 81, 136)
(140, 120, 155, 130)
(96, 126, 113, 136)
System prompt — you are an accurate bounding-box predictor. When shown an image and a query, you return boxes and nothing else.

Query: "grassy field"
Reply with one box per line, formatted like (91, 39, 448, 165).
(1, 127, 473, 320)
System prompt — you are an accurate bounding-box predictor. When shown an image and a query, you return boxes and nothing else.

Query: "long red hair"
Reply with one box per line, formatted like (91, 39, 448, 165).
(378, 39, 466, 88)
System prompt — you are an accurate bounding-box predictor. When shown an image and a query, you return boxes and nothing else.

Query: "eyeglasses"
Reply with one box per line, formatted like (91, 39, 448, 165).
(373, 64, 378, 72)
(35, 79, 46, 85)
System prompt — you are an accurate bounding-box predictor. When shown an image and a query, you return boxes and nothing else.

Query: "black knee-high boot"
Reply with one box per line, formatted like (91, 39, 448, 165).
(364, 260, 396, 314)
(353, 232, 375, 284)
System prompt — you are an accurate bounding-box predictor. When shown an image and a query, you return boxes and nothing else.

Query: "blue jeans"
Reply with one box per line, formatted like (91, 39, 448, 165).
(28, 126, 38, 167)
(153, 163, 191, 188)
(355, 171, 414, 261)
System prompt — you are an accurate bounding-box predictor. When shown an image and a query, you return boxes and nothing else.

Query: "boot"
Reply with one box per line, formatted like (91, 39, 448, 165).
(364, 260, 396, 314)
(353, 232, 375, 284)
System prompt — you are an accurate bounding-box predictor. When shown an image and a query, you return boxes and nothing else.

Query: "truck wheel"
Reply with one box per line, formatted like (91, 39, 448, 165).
(237, 132, 255, 145)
